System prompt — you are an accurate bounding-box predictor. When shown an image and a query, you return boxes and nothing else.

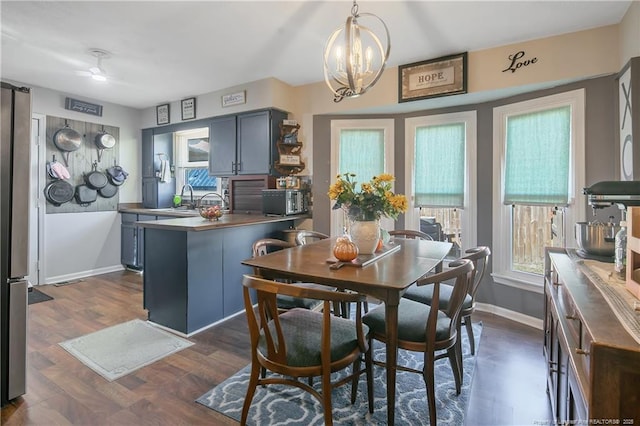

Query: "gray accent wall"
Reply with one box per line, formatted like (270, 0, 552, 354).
(313, 74, 618, 319)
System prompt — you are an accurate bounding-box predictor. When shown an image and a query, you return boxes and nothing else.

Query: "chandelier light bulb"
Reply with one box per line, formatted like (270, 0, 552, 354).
(323, 0, 390, 102)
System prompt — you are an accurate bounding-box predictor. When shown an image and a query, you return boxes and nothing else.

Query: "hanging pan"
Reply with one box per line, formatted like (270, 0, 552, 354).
(43, 179, 74, 207)
(94, 125, 116, 162)
(53, 120, 82, 167)
(106, 161, 128, 186)
(84, 160, 108, 189)
(98, 182, 118, 198)
(75, 184, 98, 207)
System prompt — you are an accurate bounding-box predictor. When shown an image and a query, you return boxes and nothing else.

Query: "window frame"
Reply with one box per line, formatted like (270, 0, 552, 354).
(174, 127, 219, 196)
(404, 111, 477, 252)
(330, 119, 395, 236)
(492, 89, 586, 291)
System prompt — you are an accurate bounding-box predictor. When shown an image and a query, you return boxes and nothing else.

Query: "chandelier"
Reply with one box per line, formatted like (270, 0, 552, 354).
(323, 0, 391, 102)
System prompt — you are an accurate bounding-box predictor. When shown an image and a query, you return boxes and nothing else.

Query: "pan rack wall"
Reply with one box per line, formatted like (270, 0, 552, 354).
(46, 115, 120, 214)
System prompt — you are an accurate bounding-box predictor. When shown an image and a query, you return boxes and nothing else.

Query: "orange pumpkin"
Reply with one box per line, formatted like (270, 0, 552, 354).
(376, 238, 384, 252)
(333, 236, 359, 262)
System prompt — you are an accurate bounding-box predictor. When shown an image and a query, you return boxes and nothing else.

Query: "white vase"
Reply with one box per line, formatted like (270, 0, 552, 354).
(350, 220, 380, 254)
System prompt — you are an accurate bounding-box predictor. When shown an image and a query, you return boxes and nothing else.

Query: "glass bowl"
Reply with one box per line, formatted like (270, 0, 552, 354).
(199, 205, 223, 221)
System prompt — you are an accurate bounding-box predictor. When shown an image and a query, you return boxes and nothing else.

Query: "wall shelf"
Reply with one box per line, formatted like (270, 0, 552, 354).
(275, 123, 305, 175)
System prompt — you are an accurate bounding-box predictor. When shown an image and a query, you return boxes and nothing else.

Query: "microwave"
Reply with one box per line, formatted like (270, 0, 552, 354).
(262, 189, 308, 216)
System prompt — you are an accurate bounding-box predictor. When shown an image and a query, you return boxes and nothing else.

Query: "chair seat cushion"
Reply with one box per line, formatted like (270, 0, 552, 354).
(276, 283, 335, 310)
(259, 308, 368, 367)
(362, 299, 452, 343)
(402, 283, 472, 310)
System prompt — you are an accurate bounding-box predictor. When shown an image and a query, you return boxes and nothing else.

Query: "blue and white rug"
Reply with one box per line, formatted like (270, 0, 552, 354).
(196, 322, 482, 425)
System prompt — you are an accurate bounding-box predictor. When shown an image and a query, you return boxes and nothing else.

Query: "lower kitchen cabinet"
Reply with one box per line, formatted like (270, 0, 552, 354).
(121, 213, 171, 271)
(544, 248, 640, 424)
(142, 220, 293, 334)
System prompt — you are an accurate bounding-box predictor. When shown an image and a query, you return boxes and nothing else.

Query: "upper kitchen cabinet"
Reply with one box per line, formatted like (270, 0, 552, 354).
(141, 130, 175, 208)
(209, 108, 287, 176)
(208, 115, 237, 175)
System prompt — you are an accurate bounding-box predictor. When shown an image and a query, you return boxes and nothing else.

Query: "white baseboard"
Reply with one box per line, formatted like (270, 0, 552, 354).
(45, 264, 125, 285)
(476, 302, 543, 330)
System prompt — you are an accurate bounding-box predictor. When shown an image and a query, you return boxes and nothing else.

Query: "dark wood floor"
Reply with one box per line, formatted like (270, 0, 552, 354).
(1, 270, 552, 425)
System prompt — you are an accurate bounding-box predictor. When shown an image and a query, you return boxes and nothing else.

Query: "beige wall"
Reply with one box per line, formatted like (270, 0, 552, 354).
(620, 0, 640, 66)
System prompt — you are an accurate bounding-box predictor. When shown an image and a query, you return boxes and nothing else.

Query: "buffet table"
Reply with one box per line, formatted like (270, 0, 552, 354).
(544, 248, 640, 424)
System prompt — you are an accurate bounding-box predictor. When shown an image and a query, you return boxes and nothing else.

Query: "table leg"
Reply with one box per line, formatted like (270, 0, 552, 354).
(385, 301, 399, 425)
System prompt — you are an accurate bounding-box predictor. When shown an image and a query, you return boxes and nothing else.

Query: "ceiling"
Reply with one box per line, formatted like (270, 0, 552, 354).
(0, 1, 632, 111)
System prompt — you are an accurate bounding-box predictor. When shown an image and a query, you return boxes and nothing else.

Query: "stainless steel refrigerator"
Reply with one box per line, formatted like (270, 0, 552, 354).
(1, 82, 30, 406)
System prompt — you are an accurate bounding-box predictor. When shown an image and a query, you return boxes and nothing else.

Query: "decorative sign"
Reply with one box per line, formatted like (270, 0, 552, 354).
(502, 51, 538, 73)
(222, 91, 246, 107)
(619, 65, 633, 180)
(65, 97, 103, 116)
(156, 103, 170, 125)
(280, 154, 301, 165)
(181, 97, 196, 120)
(398, 52, 467, 103)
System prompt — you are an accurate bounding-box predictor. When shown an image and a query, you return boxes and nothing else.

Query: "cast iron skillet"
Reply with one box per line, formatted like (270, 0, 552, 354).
(44, 180, 74, 206)
(98, 182, 118, 198)
(84, 161, 108, 190)
(75, 184, 97, 207)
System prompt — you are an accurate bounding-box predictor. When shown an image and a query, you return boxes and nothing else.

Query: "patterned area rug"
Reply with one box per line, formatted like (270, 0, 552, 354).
(59, 319, 193, 381)
(196, 322, 482, 425)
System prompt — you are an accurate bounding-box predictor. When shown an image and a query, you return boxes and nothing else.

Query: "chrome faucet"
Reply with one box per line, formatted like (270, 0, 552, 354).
(198, 192, 228, 211)
(180, 184, 195, 209)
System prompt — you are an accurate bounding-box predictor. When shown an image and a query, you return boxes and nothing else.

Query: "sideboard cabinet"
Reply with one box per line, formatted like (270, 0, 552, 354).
(544, 248, 640, 425)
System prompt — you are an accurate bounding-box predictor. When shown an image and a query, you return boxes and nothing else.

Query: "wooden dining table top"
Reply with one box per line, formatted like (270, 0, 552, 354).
(241, 237, 453, 303)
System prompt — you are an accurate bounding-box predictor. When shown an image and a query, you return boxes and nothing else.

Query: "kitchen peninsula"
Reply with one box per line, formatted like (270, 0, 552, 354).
(135, 213, 308, 335)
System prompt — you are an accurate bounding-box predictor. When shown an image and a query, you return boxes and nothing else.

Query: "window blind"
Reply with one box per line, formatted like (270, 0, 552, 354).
(338, 129, 385, 180)
(504, 106, 571, 206)
(414, 123, 465, 207)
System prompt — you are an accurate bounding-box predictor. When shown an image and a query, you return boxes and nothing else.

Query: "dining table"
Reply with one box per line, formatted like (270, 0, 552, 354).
(241, 236, 452, 425)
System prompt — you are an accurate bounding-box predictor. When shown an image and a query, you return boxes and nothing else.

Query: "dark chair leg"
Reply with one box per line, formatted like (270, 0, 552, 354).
(365, 344, 374, 413)
(350, 358, 360, 404)
(447, 346, 462, 394)
(241, 361, 261, 425)
(423, 350, 437, 426)
(464, 315, 475, 355)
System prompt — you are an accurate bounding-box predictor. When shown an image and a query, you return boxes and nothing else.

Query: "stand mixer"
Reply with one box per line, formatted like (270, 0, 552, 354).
(578, 181, 640, 261)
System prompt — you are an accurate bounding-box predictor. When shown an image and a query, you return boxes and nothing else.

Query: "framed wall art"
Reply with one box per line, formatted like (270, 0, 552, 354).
(398, 52, 467, 103)
(156, 103, 170, 125)
(181, 97, 196, 120)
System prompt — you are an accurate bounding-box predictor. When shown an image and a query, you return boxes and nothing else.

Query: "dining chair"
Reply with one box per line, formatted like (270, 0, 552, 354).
(402, 246, 491, 356)
(295, 230, 330, 246)
(252, 238, 329, 311)
(362, 259, 474, 426)
(240, 274, 373, 426)
(388, 229, 434, 240)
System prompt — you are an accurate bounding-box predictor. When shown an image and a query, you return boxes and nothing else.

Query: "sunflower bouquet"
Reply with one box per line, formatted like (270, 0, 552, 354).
(328, 173, 408, 221)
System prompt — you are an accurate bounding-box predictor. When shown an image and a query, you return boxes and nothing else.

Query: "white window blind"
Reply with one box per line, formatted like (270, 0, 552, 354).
(503, 106, 571, 206)
(414, 123, 465, 207)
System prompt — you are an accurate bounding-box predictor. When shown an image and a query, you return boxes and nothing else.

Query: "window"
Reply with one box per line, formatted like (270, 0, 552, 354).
(330, 119, 394, 235)
(405, 112, 477, 255)
(493, 89, 585, 289)
(174, 127, 218, 196)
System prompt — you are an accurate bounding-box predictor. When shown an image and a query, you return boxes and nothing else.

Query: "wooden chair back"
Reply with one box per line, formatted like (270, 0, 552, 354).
(389, 229, 433, 240)
(415, 258, 475, 348)
(461, 246, 491, 302)
(295, 230, 329, 246)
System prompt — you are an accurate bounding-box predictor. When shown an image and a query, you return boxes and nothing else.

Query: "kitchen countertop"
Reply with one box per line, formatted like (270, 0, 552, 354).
(135, 212, 310, 232)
